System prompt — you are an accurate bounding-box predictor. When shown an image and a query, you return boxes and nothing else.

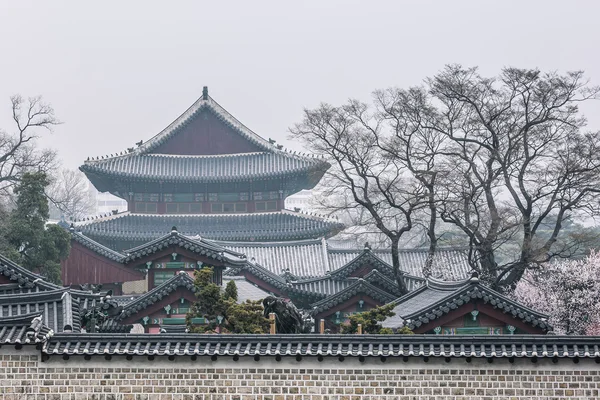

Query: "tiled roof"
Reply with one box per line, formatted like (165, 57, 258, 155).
(383, 276, 551, 332)
(43, 334, 600, 359)
(111, 295, 141, 307)
(81, 91, 329, 183)
(287, 273, 420, 298)
(0, 288, 79, 333)
(76, 211, 344, 243)
(221, 238, 329, 278)
(227, 261, 288, 291)
(81, 152, 329, 183)
(329, 249, 393, 279)
(0, 313, 53, 344)
(362, 270, 422, 297)
(310, 279, 398, 313)
(222, 240, 471, 281)
(71, 230, 125, 262)
(223, 276, 273, 302)
(122, 229, 247, 265)
(0, 254, 60, 291)
(97, 319, 133, 333)
(119, 272, 196, 319)
(328, 247, 471, 281)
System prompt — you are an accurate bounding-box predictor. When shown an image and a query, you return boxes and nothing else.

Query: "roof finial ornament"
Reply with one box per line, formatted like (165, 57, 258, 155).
(364, 242, 371, 251)
(202, 86, 208, 100)
(171, 226, 178, 235)
(470, 270, 480, 283)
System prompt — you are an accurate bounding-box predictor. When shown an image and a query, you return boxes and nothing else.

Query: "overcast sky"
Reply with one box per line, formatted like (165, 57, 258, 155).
(1, 1, 599, 170)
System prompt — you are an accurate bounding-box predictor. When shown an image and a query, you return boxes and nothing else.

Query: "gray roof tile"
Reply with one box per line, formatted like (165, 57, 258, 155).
(76, 211, 344, 243)
(81, 93, 329, 183)
(0, 313, 53, 344)
(310, 279, 398, 313)
(43, 334, 600, 359)
(383, 276, 551, 332)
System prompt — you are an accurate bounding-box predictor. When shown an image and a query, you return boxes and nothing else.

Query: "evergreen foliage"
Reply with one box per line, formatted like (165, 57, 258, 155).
(341, 304, 397, 334)
(186, 268, 268, 334)
(224, 279, 238, 301)
(1, 172, 70, 284)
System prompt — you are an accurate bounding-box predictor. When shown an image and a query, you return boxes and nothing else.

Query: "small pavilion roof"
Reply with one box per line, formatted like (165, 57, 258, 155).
(383, 274, 551, 332)
(310, 279, 398, 314)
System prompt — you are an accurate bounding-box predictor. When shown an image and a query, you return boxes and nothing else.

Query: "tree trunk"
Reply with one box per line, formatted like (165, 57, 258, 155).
(423, 186, 437, 278)
(391, 237, 408, 295)
(476, 242, 499, 288)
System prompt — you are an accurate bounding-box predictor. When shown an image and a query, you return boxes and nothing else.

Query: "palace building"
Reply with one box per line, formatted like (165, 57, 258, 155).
(77, 87, 343, 250)
(59, 88, 482, 332)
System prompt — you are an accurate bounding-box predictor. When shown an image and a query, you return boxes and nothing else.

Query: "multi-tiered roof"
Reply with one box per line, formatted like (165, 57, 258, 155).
(79, 87, 342, 246)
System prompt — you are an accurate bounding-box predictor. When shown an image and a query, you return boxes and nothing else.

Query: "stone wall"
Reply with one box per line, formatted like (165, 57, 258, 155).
(2, 347, 600, 399)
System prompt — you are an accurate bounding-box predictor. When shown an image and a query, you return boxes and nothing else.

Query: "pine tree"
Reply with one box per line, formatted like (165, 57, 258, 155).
(186, 267, 268, 334)
(341, 304, 413, 334)
(224, 280, 238, 301)
(3, 172, 70, 284)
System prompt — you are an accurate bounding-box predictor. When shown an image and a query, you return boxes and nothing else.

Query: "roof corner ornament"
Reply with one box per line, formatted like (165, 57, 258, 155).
(470, 270, 480, 283)
(364, 242, 371, 251)
(171, 226, 178, 235)
(135, 140, 143, 147)
(202, 86, 209, 100)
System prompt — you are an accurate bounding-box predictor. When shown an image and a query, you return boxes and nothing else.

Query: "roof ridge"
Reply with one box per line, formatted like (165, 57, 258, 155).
(310, 278, 396, 312)
(83, 90, 326, 165)
(120, 271, 195, 318)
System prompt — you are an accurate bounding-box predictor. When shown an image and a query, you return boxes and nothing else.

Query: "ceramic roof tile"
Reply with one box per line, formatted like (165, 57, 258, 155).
(43, 334, 598, 359)
(0, 289, 78, 333)
(119, 272, 196, 319)
(81, 92, 329, 183)
(122, 229, 247, 265)
(76, 211, 344, 243)
(0, 313, 53, 344)
(310, 279, 398, 314)
(81, 152, 328, 183)
(383, 276, 551, 332)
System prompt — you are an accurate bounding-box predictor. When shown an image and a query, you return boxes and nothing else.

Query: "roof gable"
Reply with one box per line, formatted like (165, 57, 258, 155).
(122, 229, 247, 266)
(81, 89, 330, 181)
(310, 279, 397, 314)
(384, 275, 551, 332)
(119, 271, 197, 321)
(329, 248, 395, 280)
(139, 88, 274, 155)
(147, 107, 265, 155)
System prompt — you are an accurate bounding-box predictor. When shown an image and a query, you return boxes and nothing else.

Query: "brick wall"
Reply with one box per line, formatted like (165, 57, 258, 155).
(2, 348, 600, 399)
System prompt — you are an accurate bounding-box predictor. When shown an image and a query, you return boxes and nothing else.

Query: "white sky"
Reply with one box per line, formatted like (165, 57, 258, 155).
(0, 0, 599, 170)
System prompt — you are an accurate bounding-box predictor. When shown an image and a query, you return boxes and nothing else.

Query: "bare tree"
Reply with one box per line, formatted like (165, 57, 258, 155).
(0, 95, 58, 196)
(423, 65, 600, 289)
(290, 100, 435, 294)
(47, 168, 96, 220)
